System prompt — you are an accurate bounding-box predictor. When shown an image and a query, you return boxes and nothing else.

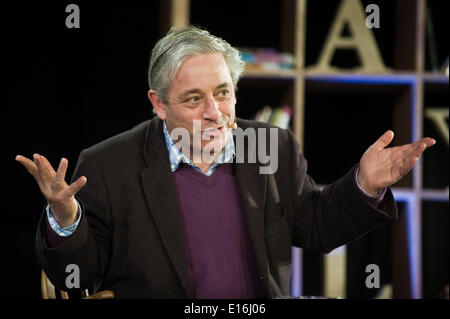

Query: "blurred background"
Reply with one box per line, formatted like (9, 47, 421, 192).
(3, 0, 448, 299)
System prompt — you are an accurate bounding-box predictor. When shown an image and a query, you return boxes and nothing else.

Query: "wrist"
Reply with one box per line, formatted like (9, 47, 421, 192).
(49, 199, 79, 228)
(357, 169, 381, 197)
(55, 214, 78, 228)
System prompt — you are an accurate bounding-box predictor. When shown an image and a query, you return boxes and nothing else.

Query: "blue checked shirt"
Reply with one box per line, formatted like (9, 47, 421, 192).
(163, 121, 235, 176)
(46, 201, 82, 237)
(47, 120, 236, 235)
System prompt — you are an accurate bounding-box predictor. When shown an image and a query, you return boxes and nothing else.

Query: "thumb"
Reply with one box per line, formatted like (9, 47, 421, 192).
(372, 130, 394, 151)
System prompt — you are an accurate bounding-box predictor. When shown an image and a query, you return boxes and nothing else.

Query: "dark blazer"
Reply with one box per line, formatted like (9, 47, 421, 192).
(35, 117, 397, 298)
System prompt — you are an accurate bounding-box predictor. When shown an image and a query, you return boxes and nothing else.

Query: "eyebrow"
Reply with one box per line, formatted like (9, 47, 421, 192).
(178, 82, 232, 100)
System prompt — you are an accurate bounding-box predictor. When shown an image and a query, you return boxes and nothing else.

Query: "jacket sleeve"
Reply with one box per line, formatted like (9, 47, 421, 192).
(35, 149, 112, 292)
(286, 130, 398, 253)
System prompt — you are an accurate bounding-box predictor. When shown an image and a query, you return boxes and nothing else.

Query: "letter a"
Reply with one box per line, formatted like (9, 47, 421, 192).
(65, 4, 80, 29)
(365, 4, 380, 29)
(365, 264, 380, 289)
(425, 108, 449, 145)
(65, 264, 80, 289)
(307, 0, 388, 73)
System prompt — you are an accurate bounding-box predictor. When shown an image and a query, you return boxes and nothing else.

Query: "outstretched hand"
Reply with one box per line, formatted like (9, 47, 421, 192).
(358, 130, 436, 196)
(15, 154, 87, 227)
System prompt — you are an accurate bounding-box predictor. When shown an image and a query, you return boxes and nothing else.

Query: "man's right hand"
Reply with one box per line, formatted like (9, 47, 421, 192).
(16, 154, 87, 228)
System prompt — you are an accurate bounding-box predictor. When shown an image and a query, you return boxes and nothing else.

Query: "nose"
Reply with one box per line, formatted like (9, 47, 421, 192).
(203, 94, 222, 122)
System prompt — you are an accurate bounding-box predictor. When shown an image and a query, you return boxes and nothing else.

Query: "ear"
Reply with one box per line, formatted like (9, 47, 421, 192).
(148, 90, 167, 120)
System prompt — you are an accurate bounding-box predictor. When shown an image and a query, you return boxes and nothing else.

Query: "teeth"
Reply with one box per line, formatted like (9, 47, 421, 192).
(204, 127, 220, 132)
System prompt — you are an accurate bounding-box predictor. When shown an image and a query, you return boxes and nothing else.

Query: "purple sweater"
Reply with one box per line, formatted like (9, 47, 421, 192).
(173, 163, 263, 298)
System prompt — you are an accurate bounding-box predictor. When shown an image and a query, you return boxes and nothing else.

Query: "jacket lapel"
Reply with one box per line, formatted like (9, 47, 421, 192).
(140, 118, 190, 296)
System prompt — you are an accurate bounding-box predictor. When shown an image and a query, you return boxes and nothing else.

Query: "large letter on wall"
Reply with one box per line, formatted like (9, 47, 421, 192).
(307, 0, 389, 73)
(425, 108, 449, 146)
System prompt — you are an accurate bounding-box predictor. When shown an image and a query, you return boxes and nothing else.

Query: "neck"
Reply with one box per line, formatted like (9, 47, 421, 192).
(191, 150, 220, 174)
(196, 161, 213, 174)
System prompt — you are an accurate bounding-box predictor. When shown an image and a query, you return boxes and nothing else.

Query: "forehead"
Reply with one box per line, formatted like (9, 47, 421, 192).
(171, 53, 233, 91)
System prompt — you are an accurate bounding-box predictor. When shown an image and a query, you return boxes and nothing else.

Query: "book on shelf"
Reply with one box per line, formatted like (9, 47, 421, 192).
(239, 48, 295, 72)
(254, 105, 272, 123)
(254, 105, 292, 129)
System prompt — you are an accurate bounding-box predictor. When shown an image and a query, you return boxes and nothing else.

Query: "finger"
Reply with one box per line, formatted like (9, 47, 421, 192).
(414, 142, 427, 159)
(420, 137, 436, 149)
(38, 155, 57, 178)
(411, 137, 437, 158)
(393, 138, 436, 181)
(15, 155, 40, 181)
(53, 158, 69, 190)
(34, 154, 56, 183)
(66, 176, 87, 196)
(372, 130, 394, 151)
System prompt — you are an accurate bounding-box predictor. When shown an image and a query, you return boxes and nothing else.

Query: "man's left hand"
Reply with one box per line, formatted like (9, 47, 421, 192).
(358, 130, 436, 196)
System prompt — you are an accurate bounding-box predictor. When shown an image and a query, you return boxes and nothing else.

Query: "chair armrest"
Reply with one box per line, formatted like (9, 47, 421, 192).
(83, 290, 115, 299)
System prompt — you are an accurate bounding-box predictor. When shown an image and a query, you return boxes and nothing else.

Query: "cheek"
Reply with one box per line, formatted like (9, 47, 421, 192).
(182, 112, 203, 135)
(219, 98, 236, 116)
(170, 108, 197, 126)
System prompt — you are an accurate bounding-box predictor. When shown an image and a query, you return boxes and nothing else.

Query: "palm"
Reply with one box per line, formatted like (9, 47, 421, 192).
(359, 131, 436, 195)
(15, 154, 87, 226)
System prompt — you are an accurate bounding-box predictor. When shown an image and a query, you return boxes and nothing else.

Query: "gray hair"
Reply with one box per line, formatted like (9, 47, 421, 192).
(148, 25, 245, 105)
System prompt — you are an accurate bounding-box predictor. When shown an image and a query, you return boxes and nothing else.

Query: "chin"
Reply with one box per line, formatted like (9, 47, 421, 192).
(202, 135, 227, 153)
(202, 140, 225, 152)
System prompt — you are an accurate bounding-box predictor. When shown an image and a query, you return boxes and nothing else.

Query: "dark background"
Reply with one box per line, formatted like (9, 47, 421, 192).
(4, 1, 161, 299)
(3, 1, 448, 299)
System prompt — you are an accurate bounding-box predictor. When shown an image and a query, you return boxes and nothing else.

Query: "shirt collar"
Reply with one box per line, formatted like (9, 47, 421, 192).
(163, 120, 235, 176)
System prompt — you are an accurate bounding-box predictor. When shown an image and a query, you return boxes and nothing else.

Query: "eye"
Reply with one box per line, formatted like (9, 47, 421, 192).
(217, 89, 231, 99)
(184, 95, 201, 104)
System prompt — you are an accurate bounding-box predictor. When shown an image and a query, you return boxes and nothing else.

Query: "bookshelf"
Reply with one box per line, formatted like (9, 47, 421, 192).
(164, 0, 449, 299)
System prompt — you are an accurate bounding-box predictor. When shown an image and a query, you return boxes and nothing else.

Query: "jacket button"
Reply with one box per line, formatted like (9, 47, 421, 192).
(259, 275, 264, 280)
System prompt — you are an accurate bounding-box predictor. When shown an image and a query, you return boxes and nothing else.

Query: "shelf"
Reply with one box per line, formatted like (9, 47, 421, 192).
(421, 73, 449, 84)
(243, 70, 445, 84)
(421, 189, 450, 202)
(168, 0, 447, 299)
(392, 188, 417, 202)
(304, 72, 418, 85)
(314, 187, 446, 204)
(391, 188, 449, 203)
(243, 71, 449, 84)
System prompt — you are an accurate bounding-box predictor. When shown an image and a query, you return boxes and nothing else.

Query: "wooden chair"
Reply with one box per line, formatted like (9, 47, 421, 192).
(41, 270, 114, 299)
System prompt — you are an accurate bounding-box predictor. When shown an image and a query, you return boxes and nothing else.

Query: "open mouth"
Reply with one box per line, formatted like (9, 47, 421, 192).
(202, 126, 225, 137)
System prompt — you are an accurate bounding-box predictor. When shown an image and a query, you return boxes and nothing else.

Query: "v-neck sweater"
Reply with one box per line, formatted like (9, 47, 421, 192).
(173, 163, 263, 298)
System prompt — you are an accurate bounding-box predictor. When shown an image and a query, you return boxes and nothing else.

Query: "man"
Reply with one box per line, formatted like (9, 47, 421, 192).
(16, 26, 435, 298)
